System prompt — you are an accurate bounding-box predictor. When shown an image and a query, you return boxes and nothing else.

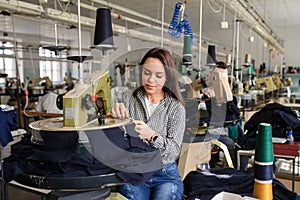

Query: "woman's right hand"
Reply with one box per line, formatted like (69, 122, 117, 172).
(202, 87, 215, 98)
(111, 103, 129, 119)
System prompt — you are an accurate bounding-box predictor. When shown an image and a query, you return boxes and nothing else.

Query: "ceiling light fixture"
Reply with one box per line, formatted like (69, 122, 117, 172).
(221, 21, 228, 29)
(248, 28, 254, 42)
(221, 3, 228, 29)
(249, 36, 254, 43)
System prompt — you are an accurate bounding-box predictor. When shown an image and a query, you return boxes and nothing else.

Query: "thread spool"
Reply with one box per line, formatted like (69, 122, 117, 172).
(225, 54, 231, 66)
(182, 34, 192, 66)
(253, 123, 274, 200)
(245, 54, 251, 65)
(254, 123, 274, 163)
(253, 181, 273, 200)
(206, 45, 216, 66)
(254, 161, 273, 181)
(94, 7, 114, 47)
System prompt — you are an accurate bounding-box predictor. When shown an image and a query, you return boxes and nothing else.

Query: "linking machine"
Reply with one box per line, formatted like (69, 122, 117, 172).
(5, 71, 134, 199)
(63, 70, 112, 127)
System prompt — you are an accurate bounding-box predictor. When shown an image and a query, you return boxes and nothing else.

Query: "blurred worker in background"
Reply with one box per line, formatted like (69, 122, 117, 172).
(202, 61, 241, 168)
(36, 74, 75, 114)
(36, 90, 62, 114)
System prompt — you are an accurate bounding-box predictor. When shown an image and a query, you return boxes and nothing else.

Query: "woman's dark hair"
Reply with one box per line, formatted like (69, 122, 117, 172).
(216, 61, 228, 69)
(134, 47, 184, 105)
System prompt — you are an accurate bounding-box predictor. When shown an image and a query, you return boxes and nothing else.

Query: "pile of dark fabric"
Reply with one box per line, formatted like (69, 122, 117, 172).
(3, 123, 162, 186)
(199, 96, 242, 129)
(0, 108, 18, 146)
(237, 103, 300, 150)
(183, 168, 300, 200)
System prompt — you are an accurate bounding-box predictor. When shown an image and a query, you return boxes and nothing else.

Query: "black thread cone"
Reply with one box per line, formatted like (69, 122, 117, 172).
(94, 7, 114, 46)
(206, 45, 216, 66)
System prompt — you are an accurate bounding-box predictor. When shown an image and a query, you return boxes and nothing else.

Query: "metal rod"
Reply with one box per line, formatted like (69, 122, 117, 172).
(280, 54, 283, 79)
(161, 0, 164, 47)
(198, 0, 203, 77)
(77, 0, 82, 80)
(236, 19, 240, 80)
(54, 23, 58, 47)
(230, 0, 237, 89)
(11, 14, 22, 128)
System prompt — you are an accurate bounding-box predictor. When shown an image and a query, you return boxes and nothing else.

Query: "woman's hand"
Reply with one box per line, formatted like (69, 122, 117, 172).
(111, 103, 129, 118)
(134, 120, 156, 140)
(202, 87, 215, 98)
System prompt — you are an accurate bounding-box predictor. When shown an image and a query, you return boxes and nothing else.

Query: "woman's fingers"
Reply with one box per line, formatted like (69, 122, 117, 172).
(111, 103, 129, 118)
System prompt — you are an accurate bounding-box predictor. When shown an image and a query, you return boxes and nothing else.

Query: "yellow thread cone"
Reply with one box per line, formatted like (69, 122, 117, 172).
(253, 181, 273, 200)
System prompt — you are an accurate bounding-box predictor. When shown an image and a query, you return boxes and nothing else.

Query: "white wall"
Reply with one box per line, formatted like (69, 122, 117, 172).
(281, 25, 300, 66)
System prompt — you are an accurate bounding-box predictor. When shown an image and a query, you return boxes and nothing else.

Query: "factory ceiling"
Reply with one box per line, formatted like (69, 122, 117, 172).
(0, 0, 299, 55)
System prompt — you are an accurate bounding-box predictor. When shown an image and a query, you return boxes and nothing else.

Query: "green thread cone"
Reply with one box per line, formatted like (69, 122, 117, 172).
(228, 123, 238, 142)
(254, 123, 274, 162)
(182, 34, 192, 65)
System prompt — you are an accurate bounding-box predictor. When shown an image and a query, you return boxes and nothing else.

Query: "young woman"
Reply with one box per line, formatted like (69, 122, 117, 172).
(111, 47, 186, 200)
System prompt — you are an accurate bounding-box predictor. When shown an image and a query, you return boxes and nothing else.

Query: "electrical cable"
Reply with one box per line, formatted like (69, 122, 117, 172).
(206, 0, 222, 13)
(223, 3, 226, 21)
(169, 1, 193, 45)
(169, 2, 184, 39)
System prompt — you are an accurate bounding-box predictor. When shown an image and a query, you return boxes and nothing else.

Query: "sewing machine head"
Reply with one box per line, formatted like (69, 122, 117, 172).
(63, 71, 112, 127)
(255, 77, 277, 93)
(272, 76, 284, 89)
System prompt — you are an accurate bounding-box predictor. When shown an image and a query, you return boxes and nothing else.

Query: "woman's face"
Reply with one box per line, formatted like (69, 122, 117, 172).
(142, 57, 166, 95)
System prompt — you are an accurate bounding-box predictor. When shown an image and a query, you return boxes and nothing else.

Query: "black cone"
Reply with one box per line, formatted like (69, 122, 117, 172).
(94, 7, 114, 46)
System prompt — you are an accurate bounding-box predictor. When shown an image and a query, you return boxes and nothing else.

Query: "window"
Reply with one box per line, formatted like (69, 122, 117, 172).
(0, 41, 17, 78)
(39, 47, 67, 82)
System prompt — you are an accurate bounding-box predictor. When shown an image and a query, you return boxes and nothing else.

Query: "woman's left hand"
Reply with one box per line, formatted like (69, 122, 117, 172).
(134, 120, 156, 140)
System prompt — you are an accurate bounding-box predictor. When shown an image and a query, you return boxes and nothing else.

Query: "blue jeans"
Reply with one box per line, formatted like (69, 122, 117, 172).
(117, 162, 184, 200)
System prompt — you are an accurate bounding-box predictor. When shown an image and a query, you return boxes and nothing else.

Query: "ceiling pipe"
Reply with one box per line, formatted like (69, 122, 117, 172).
(88, 0, 284, 55)
(0, 0, 43, 16)
(80, 3, 163, 32)
(0, 0, 229, 53)
(0, 0, 186, 51)
(0, 0, 227, 60)
(237, 0, 284, 48)
(90, 0, 168, 27)
(74, 0, 231, 54)
(215, 0, 284, 54)
(79, 1, 228, 62)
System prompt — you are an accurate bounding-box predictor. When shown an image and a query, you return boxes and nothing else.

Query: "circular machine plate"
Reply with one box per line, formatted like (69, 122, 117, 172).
(29, 117, 133, 131)
(15, 173, 124, 190)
